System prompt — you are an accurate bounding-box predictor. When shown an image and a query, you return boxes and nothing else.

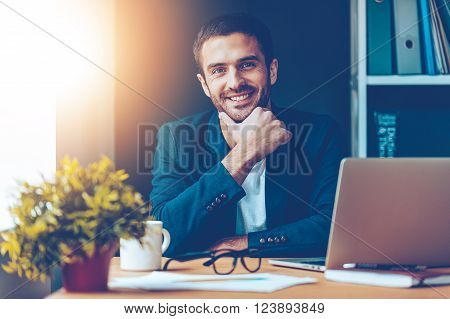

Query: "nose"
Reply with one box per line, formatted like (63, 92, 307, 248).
(226, 68, 245, 91)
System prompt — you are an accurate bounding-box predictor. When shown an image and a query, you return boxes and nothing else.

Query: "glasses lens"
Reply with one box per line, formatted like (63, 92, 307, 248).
(210, 250, 237, 275)
(241, 256, 262, 273)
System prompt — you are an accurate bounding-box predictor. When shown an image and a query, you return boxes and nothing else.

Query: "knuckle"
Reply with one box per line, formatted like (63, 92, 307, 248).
(273, 120, 282, 127)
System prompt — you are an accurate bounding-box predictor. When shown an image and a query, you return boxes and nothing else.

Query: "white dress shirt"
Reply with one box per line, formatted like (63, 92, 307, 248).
(235, 159, 267, 235)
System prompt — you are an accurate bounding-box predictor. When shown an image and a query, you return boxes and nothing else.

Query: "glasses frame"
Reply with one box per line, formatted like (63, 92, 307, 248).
(162, 248, 262, 275)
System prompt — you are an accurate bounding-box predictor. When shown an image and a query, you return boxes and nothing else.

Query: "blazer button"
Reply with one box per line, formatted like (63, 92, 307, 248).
(259, 238, 265, 244)
(274, 236, 280, 243)
(220, 193, 227, 200)
(280, 236, 287, 242)
(206, 205, 213, 212)
(267, 237, 274, 243)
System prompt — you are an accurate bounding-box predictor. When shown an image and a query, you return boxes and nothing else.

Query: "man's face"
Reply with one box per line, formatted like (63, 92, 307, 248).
(197, 32, 278, 122)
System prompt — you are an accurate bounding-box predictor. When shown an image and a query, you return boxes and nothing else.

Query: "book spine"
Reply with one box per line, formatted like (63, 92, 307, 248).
(374, 112, 397, 158)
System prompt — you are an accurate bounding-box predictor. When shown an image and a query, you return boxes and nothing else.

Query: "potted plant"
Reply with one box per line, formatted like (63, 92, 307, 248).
(0, 156, 149, 292)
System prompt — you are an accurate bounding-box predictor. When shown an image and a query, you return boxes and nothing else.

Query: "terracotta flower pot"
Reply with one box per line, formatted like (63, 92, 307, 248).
(61, 241, 118, 292)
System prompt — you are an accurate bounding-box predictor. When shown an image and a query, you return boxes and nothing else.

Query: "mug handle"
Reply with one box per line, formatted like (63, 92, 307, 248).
(161, 228, 171, 254)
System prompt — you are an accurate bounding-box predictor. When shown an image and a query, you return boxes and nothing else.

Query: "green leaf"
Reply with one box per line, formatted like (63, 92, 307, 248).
(82, 241, 95, 258)
(2, 263, 14, 273)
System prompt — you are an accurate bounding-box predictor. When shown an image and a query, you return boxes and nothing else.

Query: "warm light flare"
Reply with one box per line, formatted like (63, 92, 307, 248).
(0, 0, 115, 229)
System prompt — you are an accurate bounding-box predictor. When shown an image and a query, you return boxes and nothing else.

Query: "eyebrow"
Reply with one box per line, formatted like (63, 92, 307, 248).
(206, 55, 261, 72)
(238, 55, 260, 63)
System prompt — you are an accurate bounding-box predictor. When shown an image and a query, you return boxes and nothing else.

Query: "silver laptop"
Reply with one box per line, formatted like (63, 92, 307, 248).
(270, 158, 450, 272)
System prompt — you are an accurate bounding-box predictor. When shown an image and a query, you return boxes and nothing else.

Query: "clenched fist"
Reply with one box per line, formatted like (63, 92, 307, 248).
(220, 107, 292, 185)
(220, 107, 292, 161)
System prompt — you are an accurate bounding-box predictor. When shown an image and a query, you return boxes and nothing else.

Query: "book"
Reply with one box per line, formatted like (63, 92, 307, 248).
(367, 0, 394, 74)
(325, 268, 450, 288)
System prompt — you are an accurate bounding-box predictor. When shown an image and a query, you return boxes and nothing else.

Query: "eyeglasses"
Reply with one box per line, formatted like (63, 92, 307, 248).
(162, 248, 262, 275)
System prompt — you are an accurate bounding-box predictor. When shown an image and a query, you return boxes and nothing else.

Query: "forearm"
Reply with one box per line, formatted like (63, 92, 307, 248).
(247, 209, 333, 257)
(150, 162, 246, 256)
(221, 143, 258, 185)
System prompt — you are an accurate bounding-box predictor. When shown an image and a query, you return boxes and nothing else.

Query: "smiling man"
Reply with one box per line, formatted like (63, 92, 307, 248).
(150, 14, 344, 257)
(196, 31, 275, 122)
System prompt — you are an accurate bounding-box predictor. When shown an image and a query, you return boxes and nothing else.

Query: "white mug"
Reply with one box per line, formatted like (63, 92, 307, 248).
(120, 220, 171, 271)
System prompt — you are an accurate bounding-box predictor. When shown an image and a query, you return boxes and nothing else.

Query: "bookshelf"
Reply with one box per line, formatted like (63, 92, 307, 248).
(350, 0, 450, 157)
(367, 75, 450, 85)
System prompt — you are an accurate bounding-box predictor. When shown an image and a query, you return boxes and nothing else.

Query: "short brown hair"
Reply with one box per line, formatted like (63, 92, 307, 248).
(193, 13, 274, 72)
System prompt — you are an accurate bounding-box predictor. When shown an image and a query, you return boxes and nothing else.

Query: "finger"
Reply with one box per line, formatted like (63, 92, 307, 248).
(260, 107, 276, 121)
(280, 129, 293, 144)
(273, 119, 286, 129)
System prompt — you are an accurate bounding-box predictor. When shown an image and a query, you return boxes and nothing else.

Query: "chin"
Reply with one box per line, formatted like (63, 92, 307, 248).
(228, 105, 255, 122)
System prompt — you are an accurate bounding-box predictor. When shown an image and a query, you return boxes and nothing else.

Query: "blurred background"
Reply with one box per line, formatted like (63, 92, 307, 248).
(0, 0, 350, 230)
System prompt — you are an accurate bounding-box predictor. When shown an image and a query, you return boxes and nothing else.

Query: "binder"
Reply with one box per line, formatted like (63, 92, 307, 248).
(433, 0, 450, 70)
(419, 0, 437, 74)
(430, 0, 446, 73)
(393, 0, 423, 74)
(367, 0, 394, 75)
(435, 0, 450, 44)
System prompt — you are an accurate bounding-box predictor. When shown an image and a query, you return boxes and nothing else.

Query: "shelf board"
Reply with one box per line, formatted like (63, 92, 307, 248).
(367, 75, 450, 86)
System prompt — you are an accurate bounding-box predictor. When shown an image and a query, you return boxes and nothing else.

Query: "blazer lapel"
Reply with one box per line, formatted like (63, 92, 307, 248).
(265, 143, 290, 229)
(203, 111, 230, 167)
(265, 106, 292, 229)
(203, 111, 237, 235)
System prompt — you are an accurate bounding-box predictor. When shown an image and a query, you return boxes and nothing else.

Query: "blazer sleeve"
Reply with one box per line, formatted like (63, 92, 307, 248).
(247, 119, 344, 257)
(149, 123, 245, 257)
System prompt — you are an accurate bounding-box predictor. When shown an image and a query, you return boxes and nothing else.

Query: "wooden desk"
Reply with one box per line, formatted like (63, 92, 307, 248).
(49, 257, 449, 299)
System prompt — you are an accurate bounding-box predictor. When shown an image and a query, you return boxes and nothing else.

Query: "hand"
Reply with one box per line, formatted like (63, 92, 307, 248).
(220, 107, 292, 184)
(219, 107, 292, 162)
(209, 235, 249, 251)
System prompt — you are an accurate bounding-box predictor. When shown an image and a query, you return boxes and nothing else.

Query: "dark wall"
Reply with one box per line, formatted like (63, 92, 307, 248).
(115, 0, 350, 197)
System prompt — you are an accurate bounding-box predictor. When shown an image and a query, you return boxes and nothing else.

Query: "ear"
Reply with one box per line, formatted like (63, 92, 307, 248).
(269, 58, 278, 86)
(197, 73, 211, 98)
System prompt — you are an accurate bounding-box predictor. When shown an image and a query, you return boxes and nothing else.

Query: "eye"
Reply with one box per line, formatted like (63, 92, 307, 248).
(211, 67, 225, 75)
(241, 62, 256, 70)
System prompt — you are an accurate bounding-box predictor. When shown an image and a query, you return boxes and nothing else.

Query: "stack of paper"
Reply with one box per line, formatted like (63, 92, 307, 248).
(109, 272, 316, 293)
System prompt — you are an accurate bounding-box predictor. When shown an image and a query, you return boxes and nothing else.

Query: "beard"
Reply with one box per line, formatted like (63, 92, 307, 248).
(210, 82, 271, 123)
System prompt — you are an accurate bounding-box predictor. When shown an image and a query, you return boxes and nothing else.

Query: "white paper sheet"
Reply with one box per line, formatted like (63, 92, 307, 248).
(109, 272, 316, 293)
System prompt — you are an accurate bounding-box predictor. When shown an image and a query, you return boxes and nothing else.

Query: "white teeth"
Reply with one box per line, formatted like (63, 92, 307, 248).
(230, 94, 249, 102)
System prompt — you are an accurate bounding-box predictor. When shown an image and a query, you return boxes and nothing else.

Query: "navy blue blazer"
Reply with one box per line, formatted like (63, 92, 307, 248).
(149, 107, 344, 257)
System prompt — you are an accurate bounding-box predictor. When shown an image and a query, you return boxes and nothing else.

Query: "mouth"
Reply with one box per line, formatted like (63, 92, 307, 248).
(225, 91, 254, 106)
